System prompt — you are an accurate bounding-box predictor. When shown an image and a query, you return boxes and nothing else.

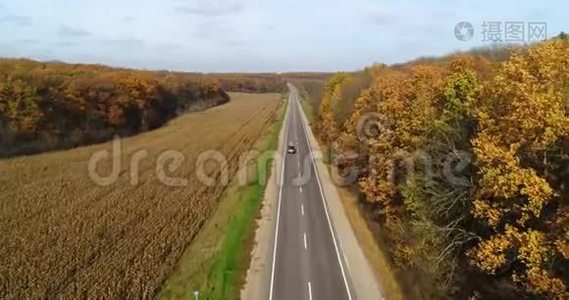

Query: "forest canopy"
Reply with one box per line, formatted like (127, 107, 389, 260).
(0, 59, 287, 157)
(309, 39, 569, 299)
(0, 59, 228, 157)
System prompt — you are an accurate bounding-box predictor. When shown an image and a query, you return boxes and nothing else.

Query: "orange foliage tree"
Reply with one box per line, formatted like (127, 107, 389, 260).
(316, 39, 569, 298)
(0, 59, 229, 157)
(469, 39, 569, 298)
(0, 78, 42, 131)
(317, 73, 349, 145)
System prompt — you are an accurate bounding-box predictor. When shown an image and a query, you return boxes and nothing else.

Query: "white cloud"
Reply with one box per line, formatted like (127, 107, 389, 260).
(0, 15, 32, 26)
(58, 25, 92, 37)
(174, 0, 243, 17)
(367, 6, 398, 25)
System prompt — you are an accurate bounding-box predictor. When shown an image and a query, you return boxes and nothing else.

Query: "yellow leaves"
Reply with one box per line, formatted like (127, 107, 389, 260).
(361, 176, 396, 205)
(115, 73, 160, 109)
(0, 58, 232, 155)
(474, 159, 553, 224)
(472, 199, 502, 226)
(474, 40, 569, 154)
(469, 233, 511, 273)
(519, 171, 554, 217)
(418, 40, 569, 297)
(473, 132, 553, 226)
(471, 39, 568, 227)
(0, 78, 42, 131)
(321, 40, 569, 298)
(525, 268, 567, 297)
(469, 227, 568, 297)
(318, 73, 349, 144)
(516, 230, 549, 270)
(349, 66, 444, 211)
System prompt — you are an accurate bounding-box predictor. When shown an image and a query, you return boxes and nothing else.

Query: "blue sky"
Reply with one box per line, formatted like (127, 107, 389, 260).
(0, 0, 566, 72)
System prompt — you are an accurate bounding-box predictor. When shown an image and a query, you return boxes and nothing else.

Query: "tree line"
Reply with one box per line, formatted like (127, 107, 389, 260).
(200, 73, 286, 93)
(0, 60, 288, 158)
(0, 59, 232, 157)
(310, 38, 569, 299)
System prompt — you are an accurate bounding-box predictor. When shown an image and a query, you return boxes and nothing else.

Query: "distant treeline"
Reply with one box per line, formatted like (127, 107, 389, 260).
(198, 73, 287, 93)
(391, 44, 518, 69)
(282, 72, 333, 81)
(0, 59, 231, 157)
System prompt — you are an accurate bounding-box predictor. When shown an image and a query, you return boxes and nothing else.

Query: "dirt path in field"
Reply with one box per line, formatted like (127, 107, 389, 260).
(0, 93, 280, 299)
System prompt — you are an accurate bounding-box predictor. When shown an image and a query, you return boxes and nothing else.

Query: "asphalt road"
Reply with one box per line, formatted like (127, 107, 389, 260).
(269, 85, 352, 300)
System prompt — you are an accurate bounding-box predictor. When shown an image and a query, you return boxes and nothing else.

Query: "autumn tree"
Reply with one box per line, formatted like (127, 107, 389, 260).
(315, 36, 569, 299)
(0, 59, 230, 157)
(469, 39, 569, 298)
(0, 78, 42, 131)
(356, 65, 444, 216)
(318, 73, 349, 144)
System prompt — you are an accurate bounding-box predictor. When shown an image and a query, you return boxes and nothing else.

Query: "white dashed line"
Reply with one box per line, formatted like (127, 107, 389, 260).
(303, 232, 308, 250)
(297, 94, 353, 300)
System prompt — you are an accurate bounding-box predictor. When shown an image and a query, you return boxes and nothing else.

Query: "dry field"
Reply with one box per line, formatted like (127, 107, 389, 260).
(0, 93, 281, 298)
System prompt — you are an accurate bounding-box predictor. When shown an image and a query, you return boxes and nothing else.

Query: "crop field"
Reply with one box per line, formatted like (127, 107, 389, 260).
(0, 93, 281, 298)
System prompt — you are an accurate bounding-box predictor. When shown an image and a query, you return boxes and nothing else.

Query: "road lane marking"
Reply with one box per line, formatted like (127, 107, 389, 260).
(300, 186, 303, 194)
(303, 232, 308, 250)
(301, 204, 305, 215)
(296, 93, 353, 300)
(308, 282, 313, 300)
(268, 92, 291, 300)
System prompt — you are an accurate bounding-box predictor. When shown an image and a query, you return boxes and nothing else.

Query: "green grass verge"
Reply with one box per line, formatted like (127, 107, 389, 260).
(207, 98, 286, 299)
(158, 95, 287, 300)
